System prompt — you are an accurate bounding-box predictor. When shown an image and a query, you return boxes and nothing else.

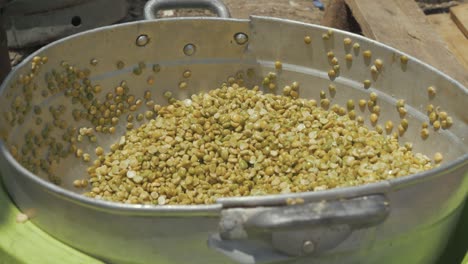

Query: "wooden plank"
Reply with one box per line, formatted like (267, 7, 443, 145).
(428, 13, 468, 71)
(344, 0, 468, 87)
(450, 3, 468, 39)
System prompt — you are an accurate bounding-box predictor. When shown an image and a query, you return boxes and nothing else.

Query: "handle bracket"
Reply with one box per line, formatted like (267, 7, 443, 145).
(209, 195, 390, 264)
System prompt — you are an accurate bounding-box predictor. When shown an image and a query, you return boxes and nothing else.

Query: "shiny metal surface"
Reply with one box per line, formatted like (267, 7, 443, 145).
(0, 16, 466, 264)
(144, 0, 231, 20)
(233, 32, 249, 45)
(183, 43, 197, 56)
(135, 34, 150, 47)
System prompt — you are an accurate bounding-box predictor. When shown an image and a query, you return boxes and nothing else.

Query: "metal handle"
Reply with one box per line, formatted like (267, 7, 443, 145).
(144, 0, 231, 20)
(209, 195, 390, 264)
(244, 195, 389, 231)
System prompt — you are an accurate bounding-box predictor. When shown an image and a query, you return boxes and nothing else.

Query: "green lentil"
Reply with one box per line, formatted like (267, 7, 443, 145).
(347, 99, 355, 110)
(344, 38, 352, 46)
(363, 80, 371, 89)
(434, 152, 443, 164)
(275, 61, 282, 70)
(427, 86, 436, 97)
(363, 50, 372, 59)
(400, 55, 409, 65)
(80, 85, 434, 205)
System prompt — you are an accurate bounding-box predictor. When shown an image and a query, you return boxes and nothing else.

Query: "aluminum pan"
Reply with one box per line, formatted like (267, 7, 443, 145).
(0, 16, 466, 212)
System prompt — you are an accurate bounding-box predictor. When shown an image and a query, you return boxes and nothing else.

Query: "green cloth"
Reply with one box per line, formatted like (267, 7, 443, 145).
(0, 179, 102, 264)
(437, 200, 468, 264)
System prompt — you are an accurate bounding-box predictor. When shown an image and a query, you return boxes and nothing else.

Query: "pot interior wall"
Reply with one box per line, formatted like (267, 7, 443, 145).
(0, 17, 466, 194)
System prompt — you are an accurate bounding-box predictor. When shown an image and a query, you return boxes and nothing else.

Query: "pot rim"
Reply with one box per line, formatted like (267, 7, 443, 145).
(0, 16, 466, 213)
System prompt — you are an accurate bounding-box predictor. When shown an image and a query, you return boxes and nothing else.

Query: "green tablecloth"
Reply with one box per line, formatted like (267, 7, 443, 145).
(0, 180, 103, 264)
(437, 200, 468, 264)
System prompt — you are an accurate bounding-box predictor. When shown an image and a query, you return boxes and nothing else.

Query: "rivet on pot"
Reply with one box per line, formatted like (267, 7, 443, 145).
(183, 44, 196, 56)
(136, 34, 150, 47)
(234, 33, 248, 45)
(302, 240, 315, 254)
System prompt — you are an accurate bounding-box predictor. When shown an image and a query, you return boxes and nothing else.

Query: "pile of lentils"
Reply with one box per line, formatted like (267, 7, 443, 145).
(83, 84, 434, 205)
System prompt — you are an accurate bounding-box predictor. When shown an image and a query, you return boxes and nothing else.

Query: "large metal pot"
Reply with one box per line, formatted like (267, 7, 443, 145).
(0, 2, 467, 264)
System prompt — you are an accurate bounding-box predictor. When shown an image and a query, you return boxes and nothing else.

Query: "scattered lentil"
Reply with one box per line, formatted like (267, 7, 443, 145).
(372, 105, 381, 115)
(385, 120, 394, 132)
(95, 146, 104, 156)
(375, 125, 383, 134)
(363, 50, 372, 59)
(421, 128, 429, 139)
(179, 81, 188, 89)
(331, 57, 339, 65)
(398, 124, 405, 136)
(398, 107, 407, 117)
(438, 111, 448, 120)
(445, 116, 453, 128)
(400, 119, 409, 130)
(396, 99, 405, 109)
(426, 104, 434, 113)
(434, 152, 443, 164)
(353, 43, 360, 50)
(73, 179, 82, 188)
(427, 86, 436, 98)
(400, 55, 409, 65)
(374, 59, 383, 71)
(343, 38, 352, 46)
(333, 65, 340, 72)
(347, 99, 355, 110)
(358, 99, 367, 108)
(363, 80, 371, 89)
(275, 61, 282, 70)
(328, 84, 336, 94)
(328, 69, 336, 80)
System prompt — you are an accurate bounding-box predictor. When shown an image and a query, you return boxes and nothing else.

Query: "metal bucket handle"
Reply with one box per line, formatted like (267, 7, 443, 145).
(209, 195, 390, 264)
(144, 0, 231, 20)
